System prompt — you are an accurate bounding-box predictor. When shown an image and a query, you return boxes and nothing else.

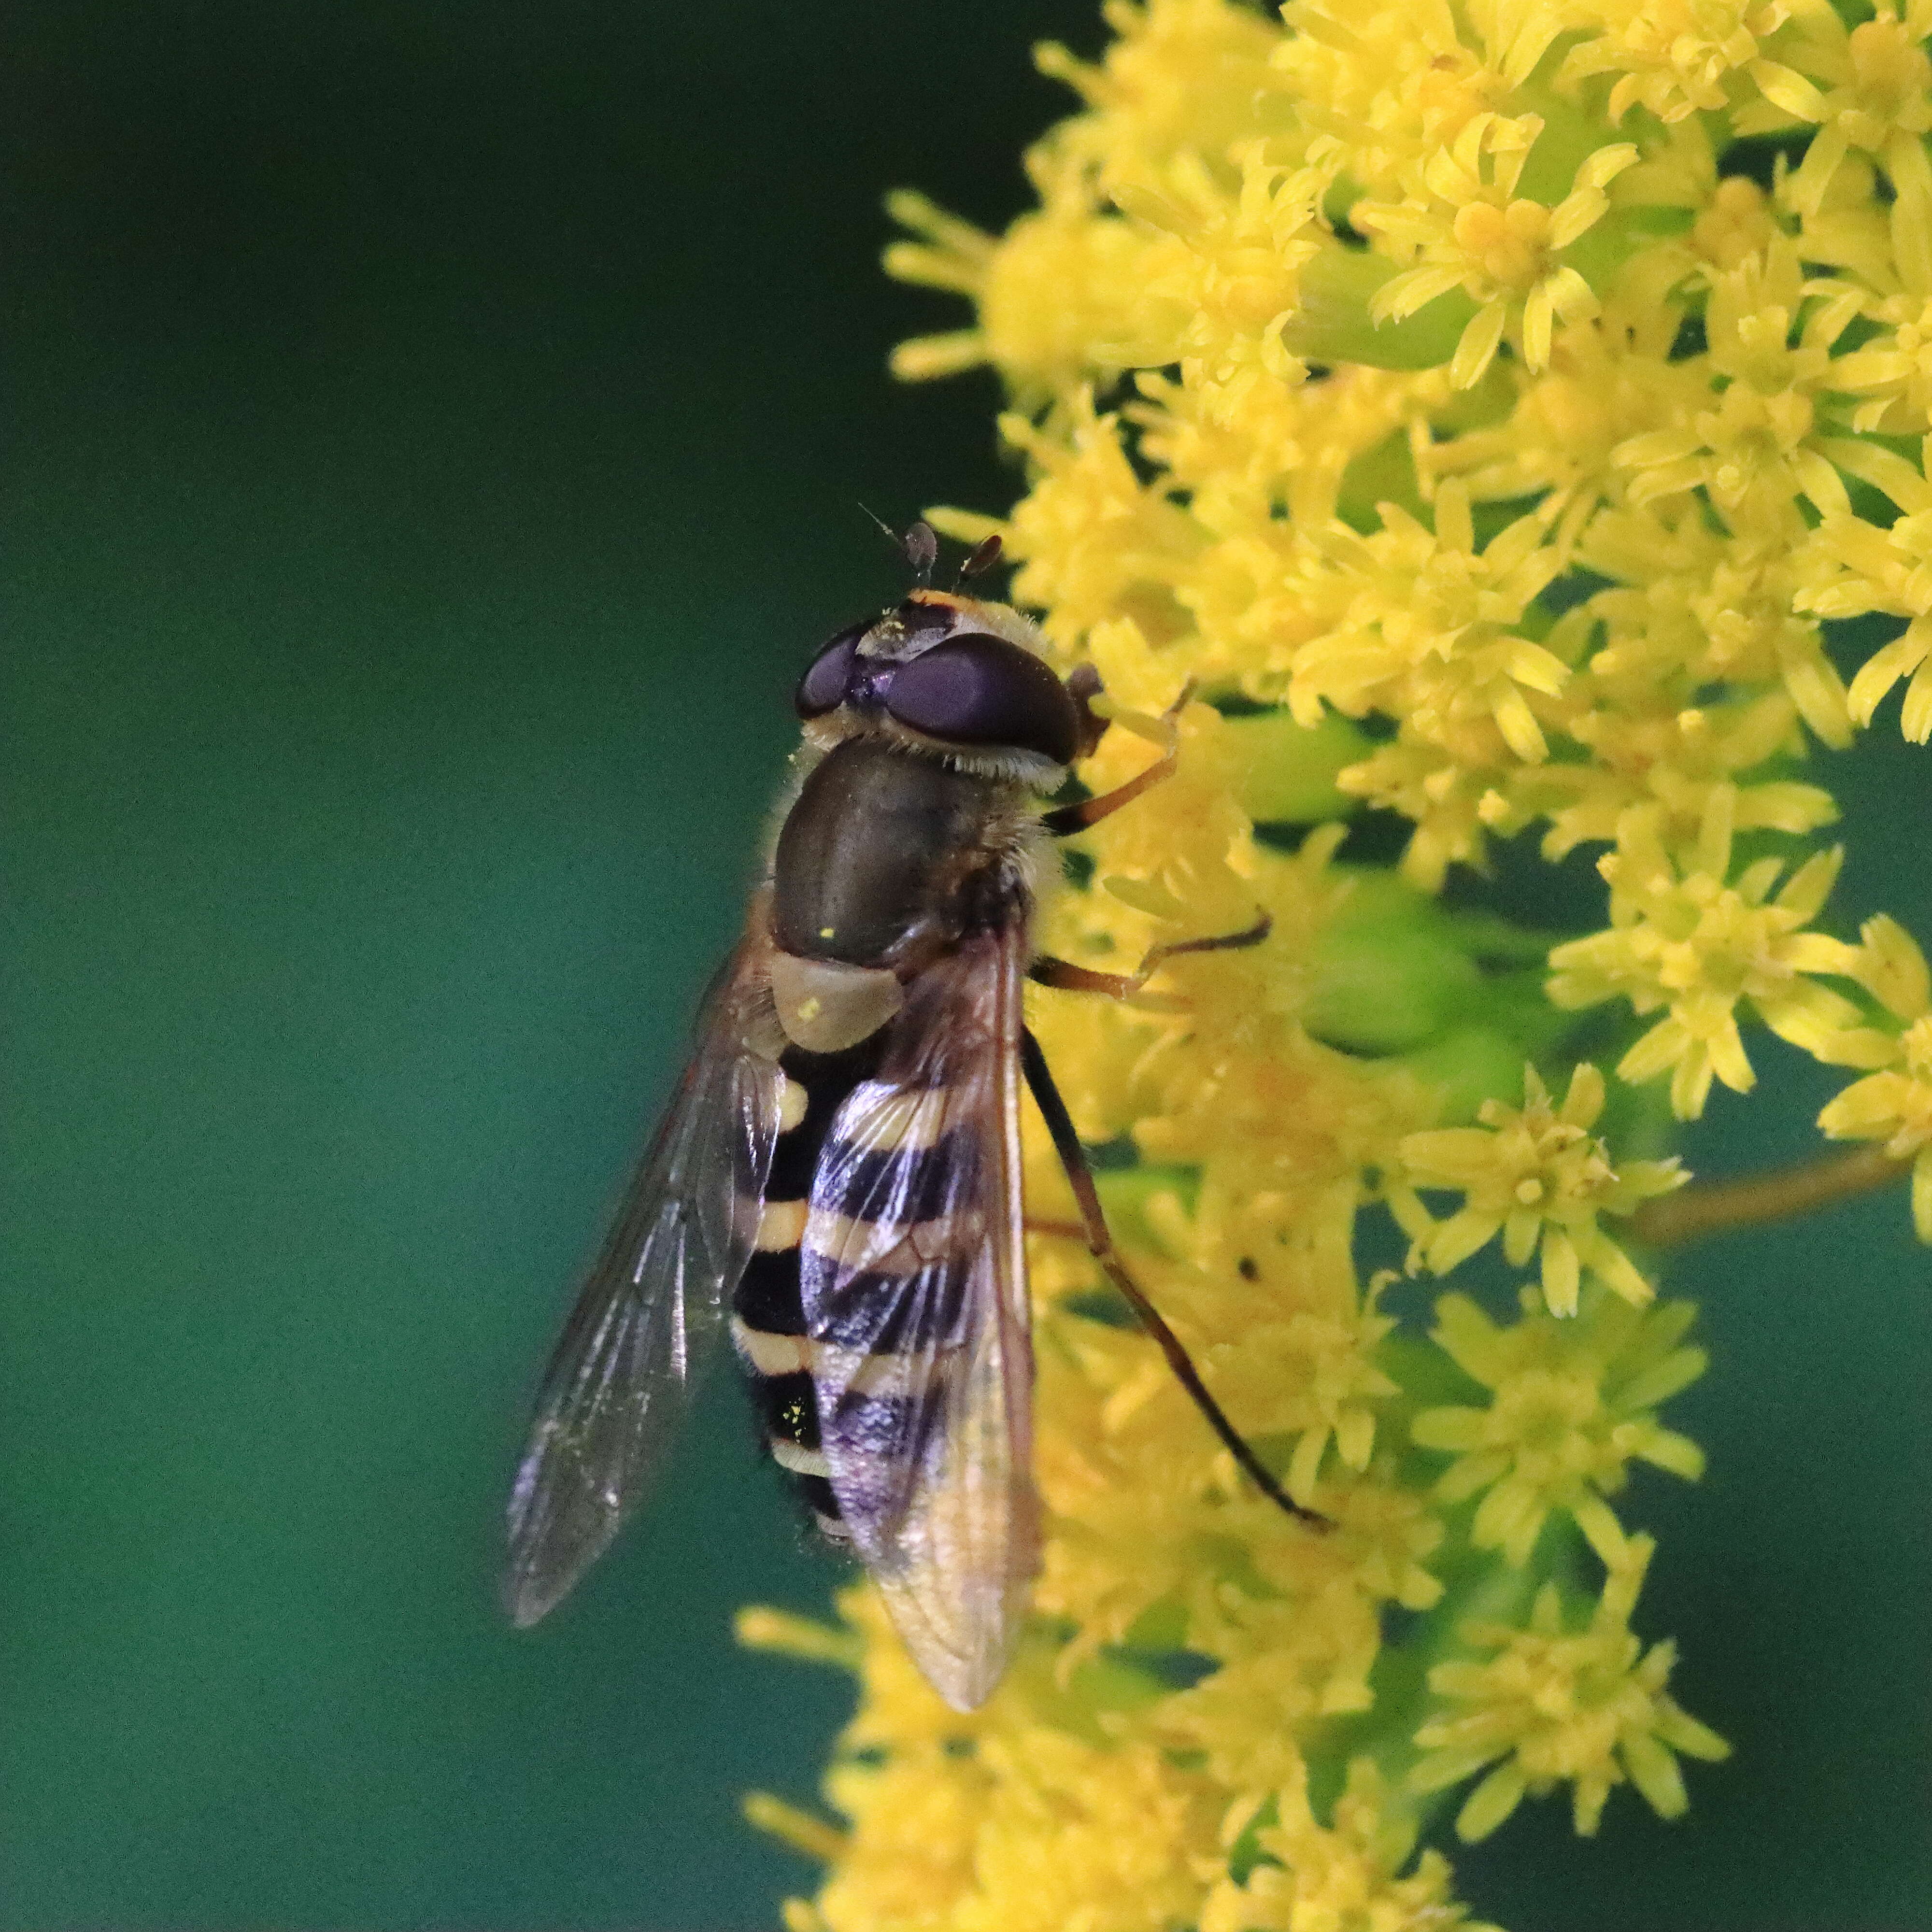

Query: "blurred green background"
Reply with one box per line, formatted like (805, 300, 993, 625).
(3, 4, 1928, 1927)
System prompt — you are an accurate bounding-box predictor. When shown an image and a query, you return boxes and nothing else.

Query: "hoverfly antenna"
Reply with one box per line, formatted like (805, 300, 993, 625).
(956, 533, 1003, 586)
(903, 520, 939, 586)
(856, 507, 940, 589)
(857, 502, 902, 552)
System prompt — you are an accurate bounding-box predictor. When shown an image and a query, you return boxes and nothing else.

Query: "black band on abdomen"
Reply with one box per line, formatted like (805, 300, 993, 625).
(729, 1035, 885, 1527)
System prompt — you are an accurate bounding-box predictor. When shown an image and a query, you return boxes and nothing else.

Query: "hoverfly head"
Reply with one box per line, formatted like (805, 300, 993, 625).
(793, 535, 1079, 769)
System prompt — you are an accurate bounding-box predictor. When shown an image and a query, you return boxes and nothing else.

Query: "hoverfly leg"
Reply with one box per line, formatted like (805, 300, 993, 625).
(1029, 910, 1273, 1000)
(1041, 677, 1197, 836)
(1017, 1028, 1330, 1531)
(1028, 955, 1152, 999)
(1023, 1215, 1089, 1242)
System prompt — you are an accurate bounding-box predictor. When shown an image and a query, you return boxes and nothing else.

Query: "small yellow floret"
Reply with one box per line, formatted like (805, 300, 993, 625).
(1410, 1536, 1730, 1839)
(1546, 791, 1862, 1118)
(1798, 460, 1932, 741)
(1392, 1063, 1685, 1316)
(1561, 0, 1808, 127)
(1411, 1288, 1708, 1567)
(1818, 914, 1932, 1237)
(1612, 239, 1860, 532)
(1293, 483, 1567, 767)
(1201, 1759, 1500, 1932)
(1356, 116, 1637, 388)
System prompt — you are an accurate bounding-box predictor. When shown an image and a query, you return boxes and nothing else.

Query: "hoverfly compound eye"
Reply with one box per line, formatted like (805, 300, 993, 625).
(883, 633, 1080, 764)
(795, 625, 864, 719)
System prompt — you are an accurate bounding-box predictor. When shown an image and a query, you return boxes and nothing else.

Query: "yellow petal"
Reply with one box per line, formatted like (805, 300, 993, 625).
(1450, 302, 1508, 390)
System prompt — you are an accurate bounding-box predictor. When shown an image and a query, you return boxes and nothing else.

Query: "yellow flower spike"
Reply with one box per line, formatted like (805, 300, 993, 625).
(1411, 1289, 1708, 1567)
(1394, 1063, 1685, 1316)
(1411, 1535, 1730, 1841)
(762, 4, 1932, 1923)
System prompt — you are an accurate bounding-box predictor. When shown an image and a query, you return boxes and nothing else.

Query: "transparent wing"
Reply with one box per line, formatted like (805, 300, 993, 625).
(802, 919, 1037, 1710)
(504, 931, 781, 1626)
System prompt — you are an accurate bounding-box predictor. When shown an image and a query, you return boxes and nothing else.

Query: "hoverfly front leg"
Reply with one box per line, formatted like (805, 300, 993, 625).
(1036, 665, 1275, 989)
(1037, 669, 1272, 991)
(1040, 676, 1195, 835)
(1018, 1029, 1330, 1532)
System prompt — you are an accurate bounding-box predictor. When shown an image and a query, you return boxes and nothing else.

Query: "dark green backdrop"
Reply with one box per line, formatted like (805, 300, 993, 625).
(4, 5, 1928, 1928)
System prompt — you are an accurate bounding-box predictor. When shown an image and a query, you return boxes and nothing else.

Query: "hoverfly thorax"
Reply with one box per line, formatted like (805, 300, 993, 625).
(506, 528, 1317, 1715)
(772, 590, 1078, 981)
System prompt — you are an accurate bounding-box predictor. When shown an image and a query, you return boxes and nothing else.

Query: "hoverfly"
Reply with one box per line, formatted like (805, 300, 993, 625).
(504, 523, 1321, 1710)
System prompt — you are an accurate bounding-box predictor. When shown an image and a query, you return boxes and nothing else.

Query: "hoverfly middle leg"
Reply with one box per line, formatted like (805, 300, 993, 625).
(1027, 910, 1273, 1001)
(1017, 1028, 1331, 1531)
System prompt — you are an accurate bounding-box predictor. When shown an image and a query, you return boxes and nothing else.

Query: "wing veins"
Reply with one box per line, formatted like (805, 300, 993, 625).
(504, 937, 781, 1625)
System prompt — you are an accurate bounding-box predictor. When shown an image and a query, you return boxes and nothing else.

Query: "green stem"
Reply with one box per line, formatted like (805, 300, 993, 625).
(1630, 1143, 1912, 1249)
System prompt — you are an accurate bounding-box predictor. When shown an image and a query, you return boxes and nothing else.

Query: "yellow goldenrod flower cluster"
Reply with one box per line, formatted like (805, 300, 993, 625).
(743, 1, 1932, 1925)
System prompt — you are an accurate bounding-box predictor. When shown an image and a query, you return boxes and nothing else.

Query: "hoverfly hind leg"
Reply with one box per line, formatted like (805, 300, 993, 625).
(1018, 1027, 1330, 1532)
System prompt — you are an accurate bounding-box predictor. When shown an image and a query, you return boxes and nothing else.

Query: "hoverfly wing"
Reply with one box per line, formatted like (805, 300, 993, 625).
(801, 918, 1037, 1710)
(504, 931, 782, 1628)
